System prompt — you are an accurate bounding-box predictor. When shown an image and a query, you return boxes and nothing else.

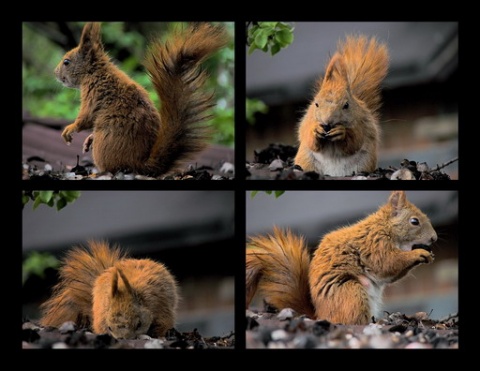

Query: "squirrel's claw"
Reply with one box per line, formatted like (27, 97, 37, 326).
(326, 125, 346, 141)
(61, 124, 76, 144)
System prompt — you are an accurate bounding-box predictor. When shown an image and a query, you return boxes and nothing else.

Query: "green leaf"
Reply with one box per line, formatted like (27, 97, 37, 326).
(248, 43, 257, 55)
(270, 43, 281, 56)
(275, 29, 294, 47)
(22, 194, 30, 206)
(264, 191, 272, 195)
(251, 191, 259, 199)
(259, 22, 278, 29)
(39, 191, 54, 204)
(274, 191, 285, 198)
(33, 196, 42, 210)
(254, 30, 269, 49)
(56, 197, 67, 211)
(59, 190, 81, 203)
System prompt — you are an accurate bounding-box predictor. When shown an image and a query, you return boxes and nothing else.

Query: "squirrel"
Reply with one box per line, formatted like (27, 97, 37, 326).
(40, 240, 179, 339)
(246, 191, 437, 325)
(55, 22, 229, 176)
(294, 35, 389, 176)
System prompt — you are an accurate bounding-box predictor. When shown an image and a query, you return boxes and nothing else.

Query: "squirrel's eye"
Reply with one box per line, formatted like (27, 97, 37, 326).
(314, 102, 319, 108)
(343, 101, 349, 109)
(410, 217, 419, 226)
(63, 59, 71, 66)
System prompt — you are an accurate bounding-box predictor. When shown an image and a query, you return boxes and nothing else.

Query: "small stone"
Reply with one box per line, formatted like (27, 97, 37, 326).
(114, 172, 125, 180)
(64, 172, 76, 179)
(22, 322, 41, 331)
(212, 175, 226, 180)
(95, 175, 112, 180)
(351, 176, 368, 180)
(52, 342, 69, 349)
(271, 329, 288, 341)
(144, 339, 164, 349)
(363, 323, 383, 336)
(44, 164, 53, 172)
(59, 321, 77, 334)
(417, 162, 430, 172)
(390, 168, 415, 180)
(277, 308, 296, 320)
(123, 173, 135, 180)
(405, 342, 432, 349)
(269, 159, 284, 171)
(220, 162, 234, 174)
(293, 335, 318, 349)
(135, 175, 155, 180)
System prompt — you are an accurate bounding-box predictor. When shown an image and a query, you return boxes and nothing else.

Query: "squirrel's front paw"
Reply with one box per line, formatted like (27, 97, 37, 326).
(314, 126, 328, 141)
(61, 124, 77, 144)
(415, 249, 435, 264)
(83, 134, 94, 153)
(325, 125, 346, 142)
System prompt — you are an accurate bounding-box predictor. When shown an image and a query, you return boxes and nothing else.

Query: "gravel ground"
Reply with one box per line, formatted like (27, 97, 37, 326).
(246, 309, 458, 349)
(246, 143, 455, 180)
(22, 160, 235, 180)
(22, 321, 234, 349)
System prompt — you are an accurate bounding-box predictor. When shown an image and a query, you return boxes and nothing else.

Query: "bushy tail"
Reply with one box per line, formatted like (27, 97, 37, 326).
(40, 241, 124, 328)
(246, 226, 315, 318)
(144, 23, 229, 175)
(336, 35, 389, 114)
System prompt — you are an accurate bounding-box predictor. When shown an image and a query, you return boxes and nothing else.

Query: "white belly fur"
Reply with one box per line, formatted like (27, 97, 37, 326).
(312, 150, 368, 177)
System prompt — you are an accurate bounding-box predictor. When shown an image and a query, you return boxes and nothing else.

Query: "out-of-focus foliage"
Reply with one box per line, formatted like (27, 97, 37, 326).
(246, 98, 269, 125)
(22, 22, 235, 147)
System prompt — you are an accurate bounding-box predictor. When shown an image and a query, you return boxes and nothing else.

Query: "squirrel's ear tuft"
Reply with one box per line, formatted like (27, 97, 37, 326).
(388, 191, 407, 216)
(79, 22, 103, 54)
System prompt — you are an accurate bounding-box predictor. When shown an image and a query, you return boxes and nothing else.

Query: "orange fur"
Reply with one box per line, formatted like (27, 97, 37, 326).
(246, 191, 437, 325)
(40, 241, 178, 339)
(295, 35, 389, 176)
(246, 226, 315, 317)
(55, 22, 229, 176)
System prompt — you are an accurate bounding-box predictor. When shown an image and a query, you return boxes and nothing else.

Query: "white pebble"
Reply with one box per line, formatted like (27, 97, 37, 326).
(144, 339, 164, 349)
(271, 329, 288, 341)
(52, 342, 69, 349)
(363, 323, 383, 336)
(44, 164, 53, 171)
(277, 308, 295, 320)
(269, 159, 284, 171)
(220, 162, 234, 173)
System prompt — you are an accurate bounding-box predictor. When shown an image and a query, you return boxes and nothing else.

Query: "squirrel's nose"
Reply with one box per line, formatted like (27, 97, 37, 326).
(321, 123, 332, 132)
(431, 234, 437, 243)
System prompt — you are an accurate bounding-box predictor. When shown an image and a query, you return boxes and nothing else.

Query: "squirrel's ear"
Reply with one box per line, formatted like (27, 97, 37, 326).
(324, 53, 347, 83)
(388, 191, 407, 216)
(117, 268, 135, 297)
(79, 22, 103, 53)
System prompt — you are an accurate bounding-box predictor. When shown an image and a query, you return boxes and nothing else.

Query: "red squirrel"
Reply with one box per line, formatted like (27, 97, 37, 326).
(55, 22, 229, 176)
(294, 35, 389, 176)
(40, 241, 178, 339)
(246, 191, 437, 324)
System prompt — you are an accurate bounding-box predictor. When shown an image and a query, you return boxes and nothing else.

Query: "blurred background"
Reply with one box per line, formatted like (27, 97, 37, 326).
(22, 22, 234, 171)
(246, 22, 458, 178)
(246, 190, 458, 320)
(22, 191, 235, 337)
